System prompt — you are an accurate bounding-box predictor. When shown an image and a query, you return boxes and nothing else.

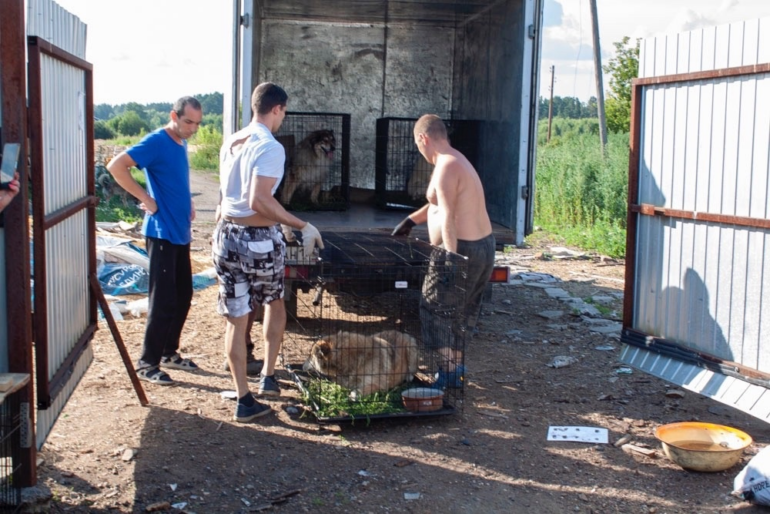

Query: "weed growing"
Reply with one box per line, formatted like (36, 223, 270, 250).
(535, 119, 629, 257)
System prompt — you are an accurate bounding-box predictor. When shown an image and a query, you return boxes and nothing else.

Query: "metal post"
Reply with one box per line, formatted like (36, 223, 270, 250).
(589, 0, 608, 151)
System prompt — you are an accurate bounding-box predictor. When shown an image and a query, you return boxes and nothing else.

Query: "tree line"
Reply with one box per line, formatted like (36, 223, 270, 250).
(541, 37, 639, 135)
(94, 92, 223, 139)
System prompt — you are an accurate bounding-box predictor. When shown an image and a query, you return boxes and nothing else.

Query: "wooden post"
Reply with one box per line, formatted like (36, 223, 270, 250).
(589, 0, 608, 152)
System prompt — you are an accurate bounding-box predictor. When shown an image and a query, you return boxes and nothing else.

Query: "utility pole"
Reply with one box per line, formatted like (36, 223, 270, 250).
(589, 0, 608, 152)
(547, 65, 555, 143)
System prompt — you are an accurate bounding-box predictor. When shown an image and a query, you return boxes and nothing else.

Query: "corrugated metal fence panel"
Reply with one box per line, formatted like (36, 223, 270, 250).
(26, 0, 87, 59)
(633, 19, 770, 374)
(44, 213, 89, 381)
(26, 1, 92, 448)
(36, 344, 93, 450)
(41, 53, 88, 213)
(638, 18, 770, 78)
(626, 18, 770, 421)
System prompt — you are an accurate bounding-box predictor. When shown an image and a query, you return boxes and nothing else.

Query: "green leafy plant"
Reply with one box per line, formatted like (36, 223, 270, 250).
(301, 378, 409, 420)
(603, 37, 640, 133)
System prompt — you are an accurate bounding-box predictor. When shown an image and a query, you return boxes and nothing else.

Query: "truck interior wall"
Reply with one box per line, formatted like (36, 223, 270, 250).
(452, 0, 525, 233)
(256, 20, 454, 189)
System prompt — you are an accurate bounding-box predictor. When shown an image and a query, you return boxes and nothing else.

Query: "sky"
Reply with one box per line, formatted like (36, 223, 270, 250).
(53, 0, 770, 106)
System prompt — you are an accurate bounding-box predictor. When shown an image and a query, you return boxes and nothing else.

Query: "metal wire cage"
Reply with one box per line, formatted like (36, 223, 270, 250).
(283, 232, 468, 423)
(374, 117, 481, 209)
(0, 389, 23, 512)
(274, 112, 351, 211)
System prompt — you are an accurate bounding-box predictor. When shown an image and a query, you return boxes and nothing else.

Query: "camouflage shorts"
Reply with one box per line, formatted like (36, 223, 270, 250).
(212, 220, 285, 318)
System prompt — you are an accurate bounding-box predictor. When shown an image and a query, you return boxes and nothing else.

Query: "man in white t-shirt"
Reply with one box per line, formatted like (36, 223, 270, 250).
(213, 82, 324, 422)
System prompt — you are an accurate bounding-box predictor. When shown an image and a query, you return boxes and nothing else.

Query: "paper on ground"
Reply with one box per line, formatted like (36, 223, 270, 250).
(547, 426, 609, 444)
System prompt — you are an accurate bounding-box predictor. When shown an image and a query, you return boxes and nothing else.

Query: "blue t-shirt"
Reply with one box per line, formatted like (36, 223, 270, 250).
(127, 128, 192, 245)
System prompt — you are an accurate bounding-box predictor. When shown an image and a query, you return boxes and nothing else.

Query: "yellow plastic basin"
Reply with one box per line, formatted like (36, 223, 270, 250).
(654, 421, 752, 472)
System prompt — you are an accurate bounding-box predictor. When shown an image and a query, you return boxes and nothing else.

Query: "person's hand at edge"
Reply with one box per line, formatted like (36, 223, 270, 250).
(392, 216, 415, 236)
(301, 222, 324, 255)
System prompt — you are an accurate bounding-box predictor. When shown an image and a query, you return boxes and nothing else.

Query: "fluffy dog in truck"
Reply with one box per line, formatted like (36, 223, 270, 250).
(303, 330, 419, 397)
(280, 129, 336, 206)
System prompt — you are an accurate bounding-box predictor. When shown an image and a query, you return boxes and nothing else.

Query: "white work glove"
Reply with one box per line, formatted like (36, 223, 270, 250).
(301, 222, 324, 256)
(281, 224, 297, 243)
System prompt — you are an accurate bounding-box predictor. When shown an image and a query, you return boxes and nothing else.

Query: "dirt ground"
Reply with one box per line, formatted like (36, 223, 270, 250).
(34, 170, 770, 514)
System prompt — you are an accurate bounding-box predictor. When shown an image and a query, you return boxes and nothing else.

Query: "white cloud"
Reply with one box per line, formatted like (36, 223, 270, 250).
(540, 0, 770, 101)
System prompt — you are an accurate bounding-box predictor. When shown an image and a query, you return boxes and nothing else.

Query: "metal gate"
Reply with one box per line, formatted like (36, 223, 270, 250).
(27, 33, 97, 448)
(620, 18, 770, 422)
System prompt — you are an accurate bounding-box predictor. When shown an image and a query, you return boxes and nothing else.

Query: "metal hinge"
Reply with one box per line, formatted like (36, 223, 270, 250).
(528, 24, 535, 39)
(240, 13, 250, 28)
(521, 186, 530, 200)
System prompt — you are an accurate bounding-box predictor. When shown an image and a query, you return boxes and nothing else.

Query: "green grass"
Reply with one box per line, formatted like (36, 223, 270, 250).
(189, 125, 222, 173)
(302, 378, 409, 421)
(534, 118, 629, 258)
(102, 135, 142, 146)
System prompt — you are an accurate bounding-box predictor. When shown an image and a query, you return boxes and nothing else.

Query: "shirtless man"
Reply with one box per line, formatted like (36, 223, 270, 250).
(392, 114, 495, 388)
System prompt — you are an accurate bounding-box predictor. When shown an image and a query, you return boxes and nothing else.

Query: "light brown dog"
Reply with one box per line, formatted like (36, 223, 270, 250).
(303, 330, 419, 397)
(280, 129, 336, 206)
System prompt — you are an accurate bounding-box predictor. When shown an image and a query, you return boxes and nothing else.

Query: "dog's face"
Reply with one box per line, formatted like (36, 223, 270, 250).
(303, 338, 335, 375)
(308, 130, 336, 160)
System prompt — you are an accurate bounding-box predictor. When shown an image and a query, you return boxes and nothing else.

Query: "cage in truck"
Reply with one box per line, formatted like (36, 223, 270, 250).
(224, 0, 544, 309)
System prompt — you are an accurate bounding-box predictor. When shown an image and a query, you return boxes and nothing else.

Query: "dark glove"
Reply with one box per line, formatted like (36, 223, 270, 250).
(391, 216, 416, 236)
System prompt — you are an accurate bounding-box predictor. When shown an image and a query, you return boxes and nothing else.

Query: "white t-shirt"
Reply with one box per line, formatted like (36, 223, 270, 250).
(219, 122, 285, 218)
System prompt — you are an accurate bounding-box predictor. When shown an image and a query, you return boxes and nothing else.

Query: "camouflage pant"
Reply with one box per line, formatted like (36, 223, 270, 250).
(212, 220, 285, 318)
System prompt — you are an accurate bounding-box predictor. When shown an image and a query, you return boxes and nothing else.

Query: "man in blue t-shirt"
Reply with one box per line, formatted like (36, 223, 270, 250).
(107, 96, 203, 385)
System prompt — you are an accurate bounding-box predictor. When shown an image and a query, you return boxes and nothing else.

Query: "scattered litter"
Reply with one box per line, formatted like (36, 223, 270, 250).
(171, 503, 187, 510)
(145, 502, 171, 513)
(733, 445, 770, 506)
(615, 367, 633, 374)
(169, 483, 177, 491)
(357, 470, 370, 477)
(548, 247, 585, 259)
(404, 492, 421, 501)
(241, 498, 251, 506)
(220, 390, 238, 401)
(547, 426, 609, 444)
(621, 444, 657, 457)
(478, 409, 509, 420)
(613, 434, 633, 447)
(594, 345, 616, 351)
(665, 389, 685, 399)
(127, 298, 149, 317)
(548, 356, 578, 368)
(97, 302, 124, 321)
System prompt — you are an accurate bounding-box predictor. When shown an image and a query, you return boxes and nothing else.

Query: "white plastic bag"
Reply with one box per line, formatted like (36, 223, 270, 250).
(733, 445, 770, 505)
